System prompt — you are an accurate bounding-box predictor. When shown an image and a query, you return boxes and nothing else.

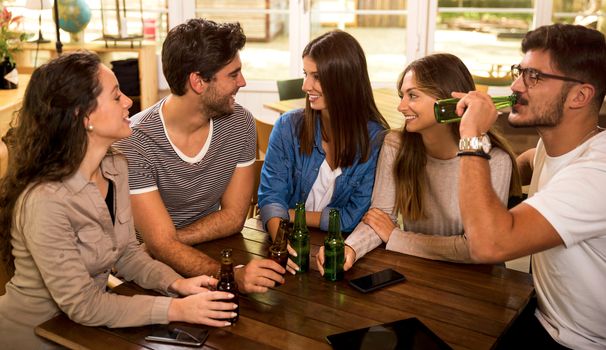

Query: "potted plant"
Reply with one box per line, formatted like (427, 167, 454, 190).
(0, 6, 29, 89)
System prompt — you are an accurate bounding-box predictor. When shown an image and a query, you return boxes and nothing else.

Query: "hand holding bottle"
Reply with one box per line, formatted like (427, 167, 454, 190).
(167, 291, 238, 327)
(289, 203, 310, 274)
(285, 244, 300, 274)
(234, 259, 285, 293)
(323, 209, 345, 281)
(451, 91, 499, 138)
(316, 245, 356, 275)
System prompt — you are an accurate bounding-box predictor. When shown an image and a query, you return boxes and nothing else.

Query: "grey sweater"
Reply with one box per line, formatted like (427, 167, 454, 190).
(345, 131, 512, 263)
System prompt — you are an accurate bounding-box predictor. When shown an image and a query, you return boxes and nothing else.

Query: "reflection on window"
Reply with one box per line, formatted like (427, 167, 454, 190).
(435, 0, 534, 83)
(310, 0, 407, 83)
(196, 0, 290, 81)
(553, 0, 606, 33)
(4, 0, 167, 46)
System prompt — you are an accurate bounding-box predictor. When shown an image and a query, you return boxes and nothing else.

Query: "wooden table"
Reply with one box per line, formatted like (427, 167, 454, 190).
(0, 74, 30, 137)
(263, 87, 403, 130)
(36, 218, 534, 350)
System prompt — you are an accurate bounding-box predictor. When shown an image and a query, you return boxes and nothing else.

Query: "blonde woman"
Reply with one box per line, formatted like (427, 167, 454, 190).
(317, 53, 521, 273)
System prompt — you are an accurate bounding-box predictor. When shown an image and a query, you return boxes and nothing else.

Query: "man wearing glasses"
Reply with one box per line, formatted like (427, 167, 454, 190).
(453, 24, 606, 349)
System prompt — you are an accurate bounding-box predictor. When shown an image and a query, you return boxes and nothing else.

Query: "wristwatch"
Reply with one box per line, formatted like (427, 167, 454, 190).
(459, 133, 492, 154)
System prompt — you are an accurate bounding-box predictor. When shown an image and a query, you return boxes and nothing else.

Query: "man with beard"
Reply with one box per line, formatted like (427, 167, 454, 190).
(451, 24, 606, 349)
(114, 19, 284, 293)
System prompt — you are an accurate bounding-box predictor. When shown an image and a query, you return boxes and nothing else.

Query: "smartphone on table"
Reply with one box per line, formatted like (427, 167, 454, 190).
(144, 325, 208, 347)
(348, 268, 406, 293)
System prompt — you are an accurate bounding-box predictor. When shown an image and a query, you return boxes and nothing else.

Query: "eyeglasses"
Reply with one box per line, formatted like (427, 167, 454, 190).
(510, 64, 585, 88)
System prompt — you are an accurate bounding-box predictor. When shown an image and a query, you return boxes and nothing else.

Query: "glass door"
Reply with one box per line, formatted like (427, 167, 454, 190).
(309, 0, 408, 83)
(196, 0, 292, 81)
(434, 0, 535, 83)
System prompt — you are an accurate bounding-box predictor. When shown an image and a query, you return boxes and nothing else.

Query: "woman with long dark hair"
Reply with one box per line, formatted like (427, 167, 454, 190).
(318, 53, 521, 271)
(0, 52, 237, 348)
(258, 30, 389, 273)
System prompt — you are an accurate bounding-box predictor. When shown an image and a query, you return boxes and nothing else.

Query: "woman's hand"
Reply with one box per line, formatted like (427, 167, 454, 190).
(168, 291, 237, 327)
(316, 245, 356, 275)
(169, 275, 217, 296)
(363, 208, 396, 243)
(286, 243, 299, 274)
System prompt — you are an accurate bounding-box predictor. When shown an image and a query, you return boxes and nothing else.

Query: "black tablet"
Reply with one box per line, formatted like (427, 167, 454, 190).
(326, 317, 452, 350)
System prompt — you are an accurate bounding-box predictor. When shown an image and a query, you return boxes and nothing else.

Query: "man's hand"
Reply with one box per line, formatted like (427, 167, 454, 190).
(234, 258, 285, 293)
(362, 208, 396, 243)
(316, 245, 356, 276)
(452, 91, 498, 138)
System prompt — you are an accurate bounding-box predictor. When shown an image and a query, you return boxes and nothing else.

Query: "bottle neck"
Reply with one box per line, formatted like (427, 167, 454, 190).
(328, 231, 343, 240)
(220, 260, 233, 272)
(492, 95, 516, 110)
(275, 227, 286, 243)
(293, 211, 306, 230)
(328, 222, 342, 239)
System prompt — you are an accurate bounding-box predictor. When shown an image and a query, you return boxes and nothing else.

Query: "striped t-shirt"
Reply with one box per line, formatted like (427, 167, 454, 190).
(114, 98, 256, 229)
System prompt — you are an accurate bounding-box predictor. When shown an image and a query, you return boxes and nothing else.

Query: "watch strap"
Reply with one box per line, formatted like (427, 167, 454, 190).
(457, 150, 491, 160)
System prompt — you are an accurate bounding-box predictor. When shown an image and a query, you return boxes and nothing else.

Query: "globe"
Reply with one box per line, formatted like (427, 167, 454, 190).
(56, 0, 91, 34)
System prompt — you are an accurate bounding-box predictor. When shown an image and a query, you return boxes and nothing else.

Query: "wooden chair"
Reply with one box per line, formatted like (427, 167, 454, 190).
(277, 78, 305, 101)
(255, 117, 273, 159)
(247, 159, 264, 219)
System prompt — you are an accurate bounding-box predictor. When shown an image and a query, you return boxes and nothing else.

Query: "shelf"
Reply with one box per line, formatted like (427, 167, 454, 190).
(14, 42, 158, 110)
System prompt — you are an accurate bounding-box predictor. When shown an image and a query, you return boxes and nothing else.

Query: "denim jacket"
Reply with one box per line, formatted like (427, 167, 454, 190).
(258, 108, 386, 232)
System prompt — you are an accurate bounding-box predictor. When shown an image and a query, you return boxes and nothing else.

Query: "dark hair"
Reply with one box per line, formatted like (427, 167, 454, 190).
(162, 18, 246, 96)
(0, 51, 102, 275)
(299, 30, 389, 167)
(522, 24, 606, 110)
(394, 53, 521, 221)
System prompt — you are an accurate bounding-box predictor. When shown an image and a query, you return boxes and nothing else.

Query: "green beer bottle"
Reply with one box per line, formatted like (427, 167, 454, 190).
(324, 209, 344, 281)
(433, 94, 517, 124)
(289, 202, 310, 273)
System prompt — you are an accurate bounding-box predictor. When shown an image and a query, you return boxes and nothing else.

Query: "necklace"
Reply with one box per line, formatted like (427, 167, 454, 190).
(576, 125, 603, 149)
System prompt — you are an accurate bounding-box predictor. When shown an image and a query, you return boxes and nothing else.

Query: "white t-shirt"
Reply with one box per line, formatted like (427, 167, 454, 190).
(525, 131, 606, 349)
(305, 159, 342, 212)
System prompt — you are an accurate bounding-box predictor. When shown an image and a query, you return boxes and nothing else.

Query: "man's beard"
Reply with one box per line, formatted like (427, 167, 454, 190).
(200, 86, 235, 119)
(509, 86, 569, 128)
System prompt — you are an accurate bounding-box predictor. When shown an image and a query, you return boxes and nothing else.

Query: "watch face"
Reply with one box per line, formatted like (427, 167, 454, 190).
(481, 134, 492, 154)
(470, 137, 481, 150)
